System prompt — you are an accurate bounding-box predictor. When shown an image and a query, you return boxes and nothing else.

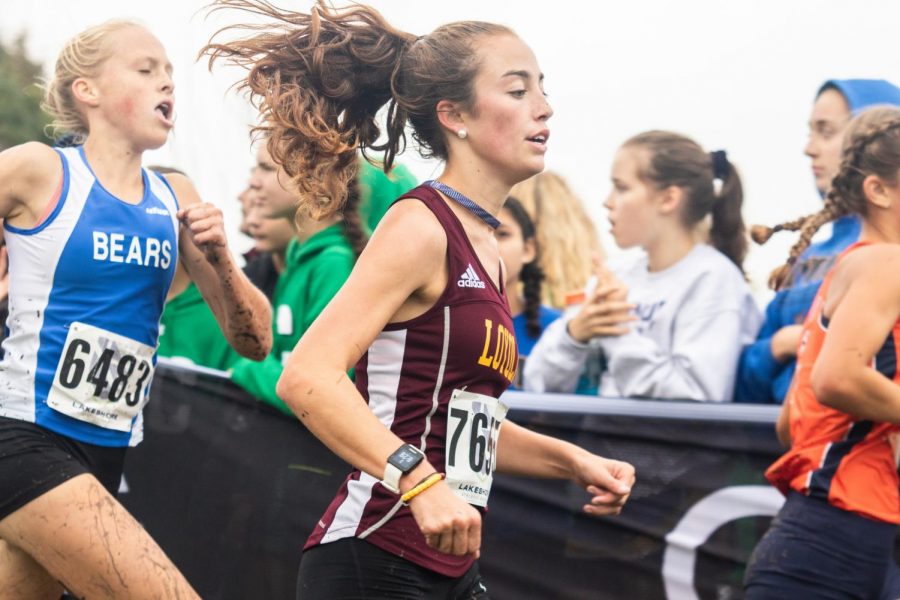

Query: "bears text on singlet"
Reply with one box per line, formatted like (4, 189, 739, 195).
(92, 231, 173, 269)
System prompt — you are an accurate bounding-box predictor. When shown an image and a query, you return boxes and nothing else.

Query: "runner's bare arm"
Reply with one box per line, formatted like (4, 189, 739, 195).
(0, 142, 61, 227)
(813, 246, 900, 423)
(164, 173, 272, 360)
(278, 199, 446, 477)
(495, 421, 634, 516)
(776, 400, 791, 447)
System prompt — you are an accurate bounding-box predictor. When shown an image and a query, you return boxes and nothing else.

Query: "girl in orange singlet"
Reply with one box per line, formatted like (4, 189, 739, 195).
(745, 106, 900, 599)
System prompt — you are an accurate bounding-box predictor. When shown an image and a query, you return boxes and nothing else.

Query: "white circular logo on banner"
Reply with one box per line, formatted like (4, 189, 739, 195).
(661, 485, 784, 599)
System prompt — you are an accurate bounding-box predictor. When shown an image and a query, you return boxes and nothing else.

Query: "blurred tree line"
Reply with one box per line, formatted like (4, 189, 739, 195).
(0, 34, 50, 150)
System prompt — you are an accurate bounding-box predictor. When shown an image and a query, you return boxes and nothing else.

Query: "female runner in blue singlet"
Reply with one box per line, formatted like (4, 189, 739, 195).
(0, 20, 272, 599)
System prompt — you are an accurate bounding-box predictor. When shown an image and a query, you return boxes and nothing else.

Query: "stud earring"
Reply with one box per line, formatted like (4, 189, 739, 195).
(457, 129, 468, 140)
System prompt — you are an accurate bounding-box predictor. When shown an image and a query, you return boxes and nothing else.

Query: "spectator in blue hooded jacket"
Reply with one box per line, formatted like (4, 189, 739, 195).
(735, 79, 900, 404)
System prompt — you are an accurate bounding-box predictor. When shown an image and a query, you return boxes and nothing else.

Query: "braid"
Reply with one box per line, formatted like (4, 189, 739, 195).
(768, 198, 849, 290)
(340, 182, 369, 258)
(520, 261, 544, 338)
(766, 108, 900, 291)
(750, 214, 809, 245)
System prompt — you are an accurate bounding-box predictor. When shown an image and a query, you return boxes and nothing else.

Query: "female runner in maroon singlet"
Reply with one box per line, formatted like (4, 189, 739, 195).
(205, 3, 636, 597)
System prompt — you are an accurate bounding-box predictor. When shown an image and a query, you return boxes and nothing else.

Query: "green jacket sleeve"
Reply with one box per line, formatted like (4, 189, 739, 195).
(230, 354, 293, 415)
(299, 248, 355, 334)
(230, 245, 355, 415)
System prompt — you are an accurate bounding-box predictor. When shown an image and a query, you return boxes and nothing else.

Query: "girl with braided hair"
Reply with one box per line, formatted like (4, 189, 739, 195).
(203, 2, 634, 597)
(735, 79, 900, 404)
(509, 171, 605, 309)
(494, 196, 563, 390)
(524, 131, 761, 402)
(497, 197, 599, 393)
(744, 107, 900, 599)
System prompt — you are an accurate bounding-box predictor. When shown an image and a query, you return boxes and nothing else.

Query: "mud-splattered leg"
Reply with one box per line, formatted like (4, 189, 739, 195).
(0, 474, 199, 600)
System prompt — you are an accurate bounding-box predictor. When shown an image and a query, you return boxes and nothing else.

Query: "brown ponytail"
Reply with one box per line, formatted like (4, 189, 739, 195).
(202, 1, 413, 220)
(624, 131, 748, 272)
(708, 161, 748, 272)
(202, 1, 511, 221)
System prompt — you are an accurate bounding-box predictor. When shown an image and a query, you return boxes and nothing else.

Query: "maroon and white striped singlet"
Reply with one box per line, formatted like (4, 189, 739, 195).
(305, 184, 517, 577)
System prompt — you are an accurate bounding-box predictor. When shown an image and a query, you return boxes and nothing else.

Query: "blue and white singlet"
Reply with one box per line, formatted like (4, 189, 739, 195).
(0, 145, 179, 447)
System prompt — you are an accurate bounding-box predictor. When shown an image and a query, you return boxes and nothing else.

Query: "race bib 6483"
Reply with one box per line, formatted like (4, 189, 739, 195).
(47, 322, 155, 432)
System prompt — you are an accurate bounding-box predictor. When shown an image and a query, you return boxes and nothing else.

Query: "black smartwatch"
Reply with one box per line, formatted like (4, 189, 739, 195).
(382, 443, 425, 494)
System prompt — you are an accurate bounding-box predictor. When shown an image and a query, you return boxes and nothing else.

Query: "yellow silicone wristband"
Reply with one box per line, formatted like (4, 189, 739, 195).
(400, 472, 445, 504)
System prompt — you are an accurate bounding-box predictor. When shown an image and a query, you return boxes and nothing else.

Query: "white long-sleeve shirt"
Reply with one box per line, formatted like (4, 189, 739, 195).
(523, 244, 763, 402)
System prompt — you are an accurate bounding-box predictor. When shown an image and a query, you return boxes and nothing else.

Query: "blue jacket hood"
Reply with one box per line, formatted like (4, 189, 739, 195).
(818, 79, 900, 114)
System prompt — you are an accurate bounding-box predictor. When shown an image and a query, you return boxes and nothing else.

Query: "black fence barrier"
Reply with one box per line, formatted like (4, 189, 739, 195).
(122, 362, 789, 600)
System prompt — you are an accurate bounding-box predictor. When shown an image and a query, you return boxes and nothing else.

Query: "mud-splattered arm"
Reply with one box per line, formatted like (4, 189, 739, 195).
(165, 173, 272, 361)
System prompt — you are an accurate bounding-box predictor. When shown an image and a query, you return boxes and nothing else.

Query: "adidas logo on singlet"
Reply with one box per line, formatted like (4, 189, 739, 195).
(457, 264, 486, 289)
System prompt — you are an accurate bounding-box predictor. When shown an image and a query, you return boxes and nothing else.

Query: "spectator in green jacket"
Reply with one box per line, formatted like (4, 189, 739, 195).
(357, 157, 417, 232)
(229, 141, 367, 413)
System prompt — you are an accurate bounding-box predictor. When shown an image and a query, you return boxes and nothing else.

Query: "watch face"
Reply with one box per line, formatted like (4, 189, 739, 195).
(390, 445, 423, 472)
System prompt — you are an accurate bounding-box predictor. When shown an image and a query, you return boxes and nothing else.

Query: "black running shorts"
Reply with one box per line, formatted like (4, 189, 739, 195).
(0, 416, 126, 522)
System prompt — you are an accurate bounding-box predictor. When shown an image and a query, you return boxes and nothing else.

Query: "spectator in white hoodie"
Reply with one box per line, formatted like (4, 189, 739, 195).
(525, 131, 762, 402)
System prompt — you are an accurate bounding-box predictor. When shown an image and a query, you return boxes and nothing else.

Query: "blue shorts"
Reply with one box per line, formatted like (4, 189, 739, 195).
(744, 491, 896, 600)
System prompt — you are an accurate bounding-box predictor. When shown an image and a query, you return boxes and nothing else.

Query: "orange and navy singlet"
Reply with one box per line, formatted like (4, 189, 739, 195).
(766, 242, 900, 524)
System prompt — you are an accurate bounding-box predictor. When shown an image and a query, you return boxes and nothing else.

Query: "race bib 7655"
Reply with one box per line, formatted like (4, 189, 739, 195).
(445, 388, 508, 507)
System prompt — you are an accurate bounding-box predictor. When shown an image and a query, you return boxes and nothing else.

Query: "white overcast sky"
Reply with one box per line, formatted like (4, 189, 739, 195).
(3, 0, 900, 300)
